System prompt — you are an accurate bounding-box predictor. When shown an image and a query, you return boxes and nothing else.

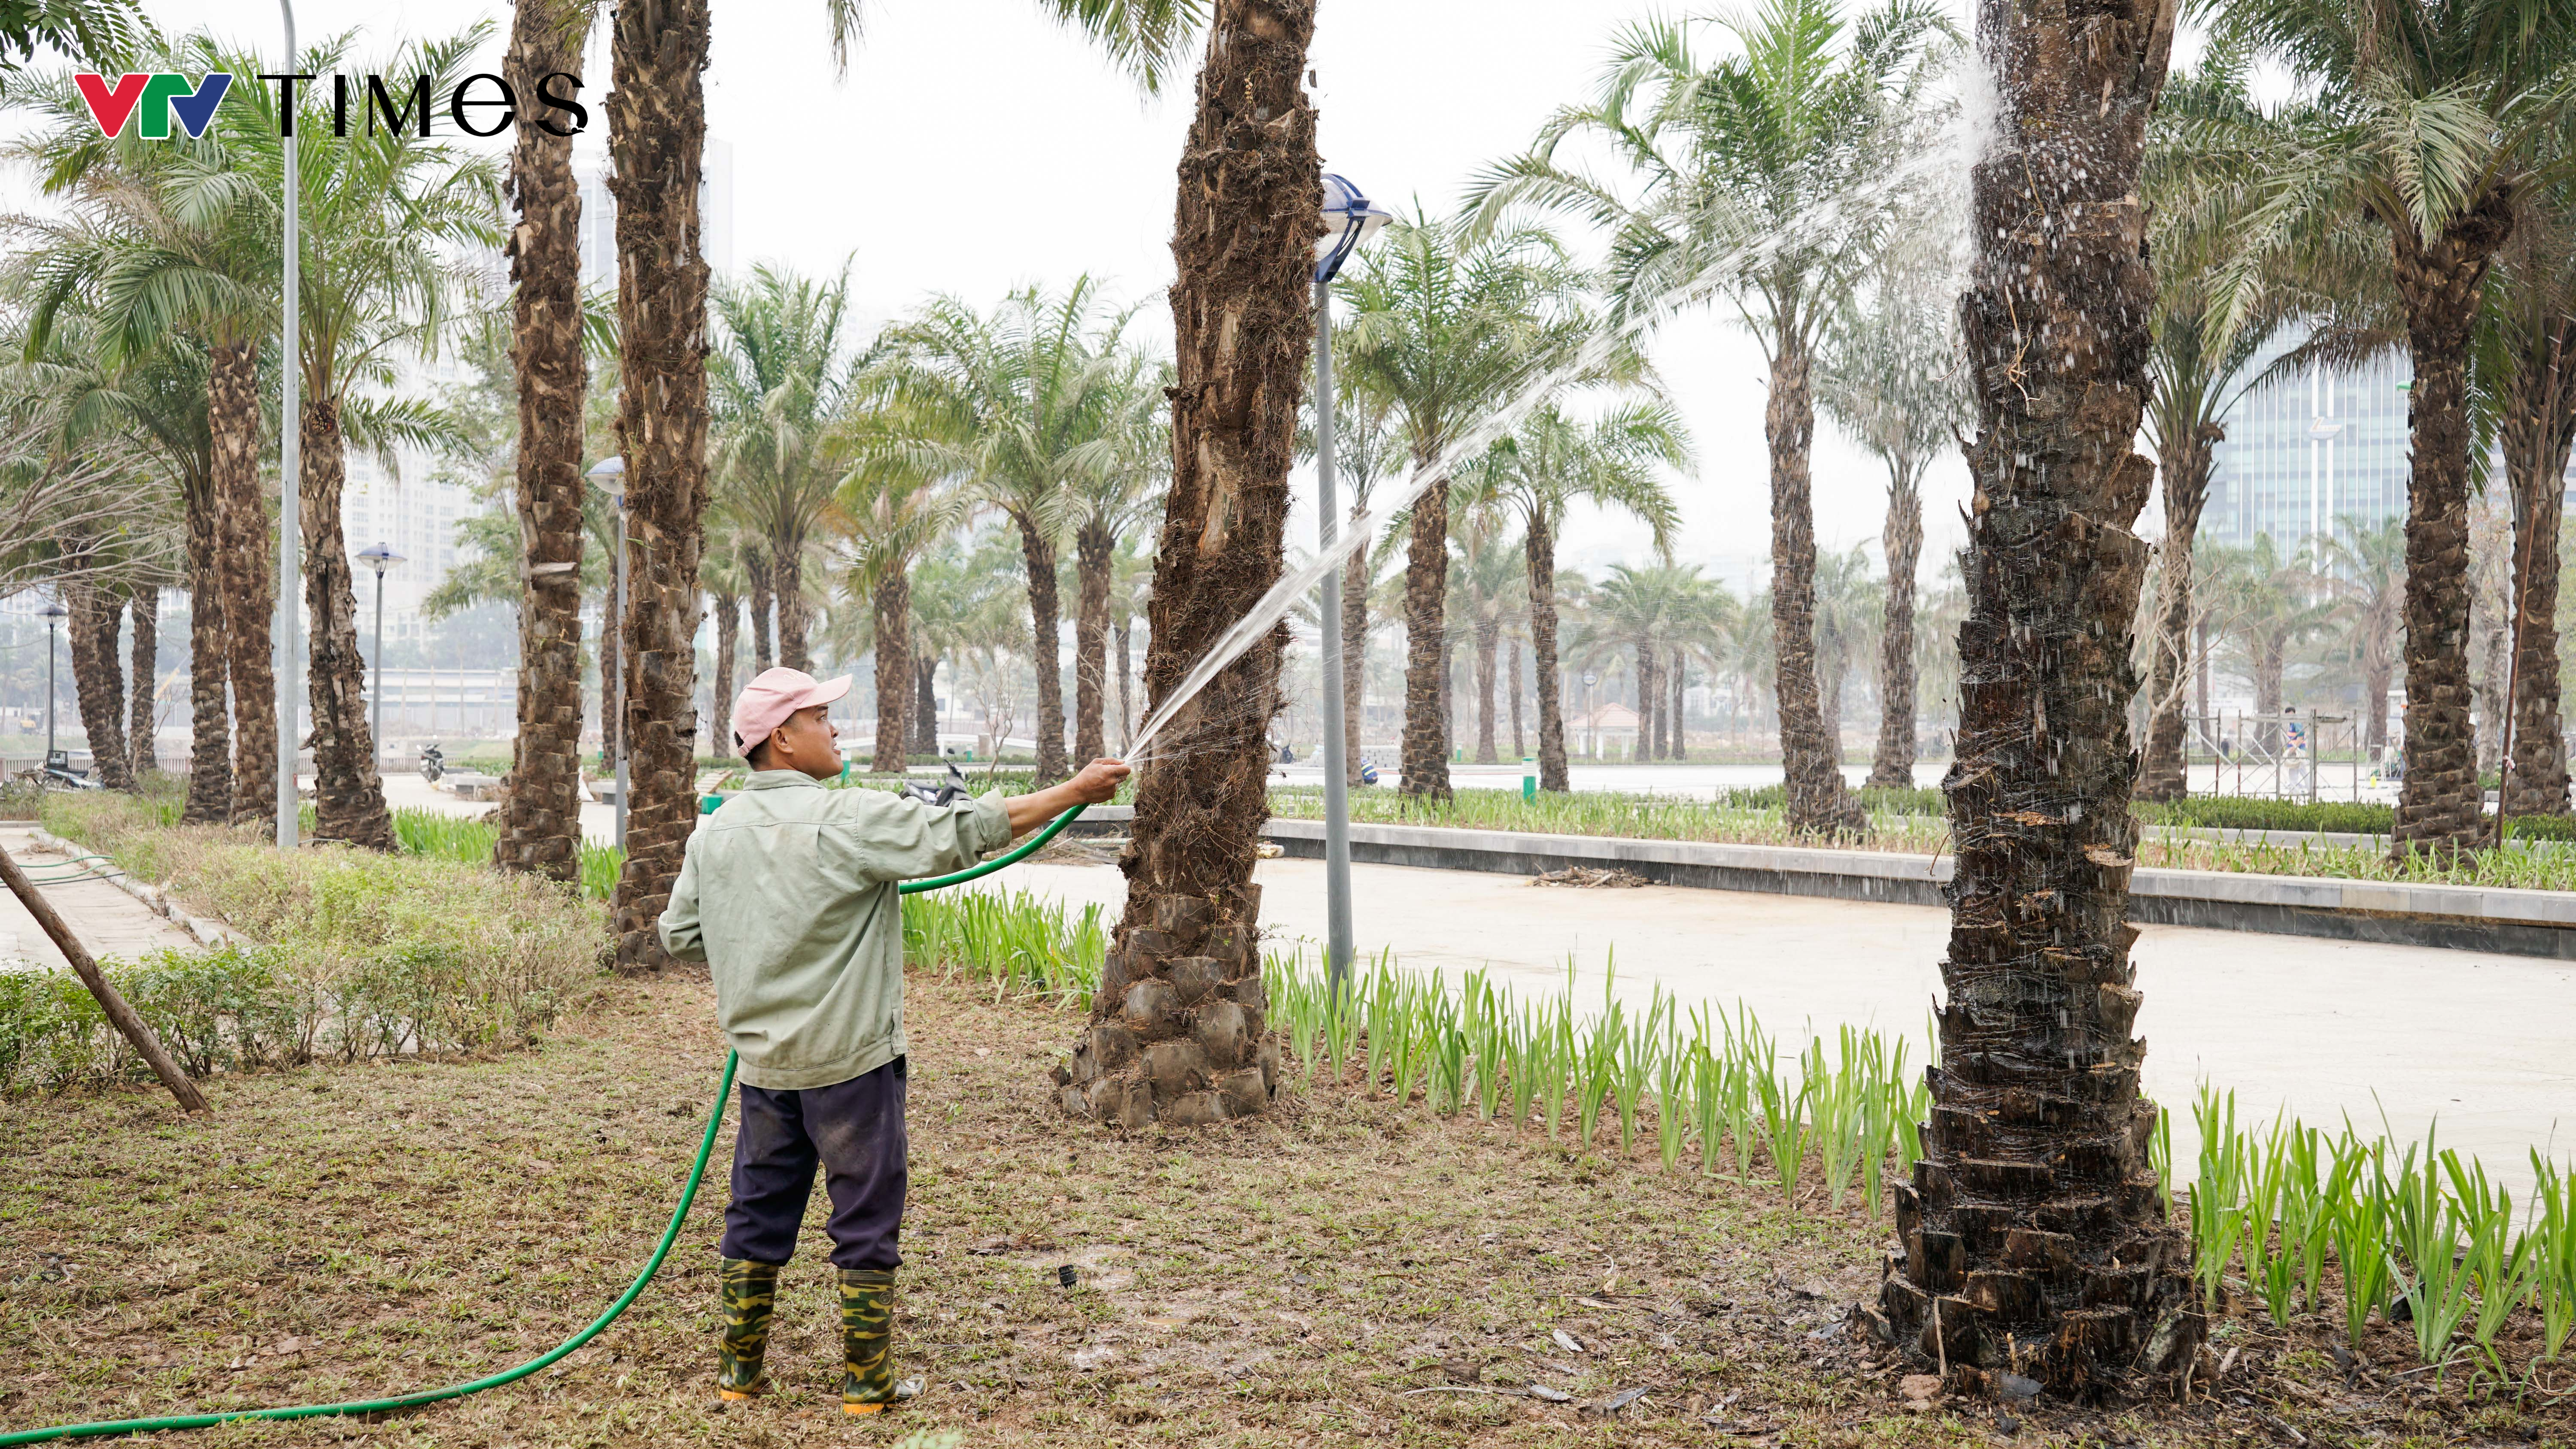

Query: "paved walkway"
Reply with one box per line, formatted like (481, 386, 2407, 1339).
(0, 826, 197, 971)
(988, 856, 2576, 1191)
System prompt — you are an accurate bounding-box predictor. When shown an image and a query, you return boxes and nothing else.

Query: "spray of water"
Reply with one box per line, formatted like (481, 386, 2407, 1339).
(1121, 127, 1971, 768)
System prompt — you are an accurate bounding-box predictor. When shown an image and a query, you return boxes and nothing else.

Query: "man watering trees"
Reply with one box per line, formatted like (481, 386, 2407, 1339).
(659, 667, 1128, 1413)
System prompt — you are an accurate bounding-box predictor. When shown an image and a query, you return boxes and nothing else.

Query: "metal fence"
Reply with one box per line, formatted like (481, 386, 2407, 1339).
(2185, 710, 2372, 802)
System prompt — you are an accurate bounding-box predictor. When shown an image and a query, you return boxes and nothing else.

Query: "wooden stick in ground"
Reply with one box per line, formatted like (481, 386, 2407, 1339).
(0, 842, 211, 1113)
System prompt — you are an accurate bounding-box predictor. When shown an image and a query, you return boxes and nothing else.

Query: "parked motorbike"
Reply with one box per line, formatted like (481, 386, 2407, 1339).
(419, 743, 446, 784)
(40, 749, 102, 791)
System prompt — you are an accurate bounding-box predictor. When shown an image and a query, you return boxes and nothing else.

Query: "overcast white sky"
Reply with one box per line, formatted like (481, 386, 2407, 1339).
(16, 0, 2002, 595)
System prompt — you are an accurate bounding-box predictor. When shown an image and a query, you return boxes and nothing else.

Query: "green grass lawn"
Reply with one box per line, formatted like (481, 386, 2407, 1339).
(3, 970, 2566, 1446)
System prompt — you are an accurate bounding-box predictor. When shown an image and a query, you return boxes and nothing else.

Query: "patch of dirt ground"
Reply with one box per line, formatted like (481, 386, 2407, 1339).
(1, 970, 2569, 1446)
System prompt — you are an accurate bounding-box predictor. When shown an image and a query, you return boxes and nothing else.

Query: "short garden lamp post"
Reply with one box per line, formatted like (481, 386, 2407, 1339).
(1311, 171, 1394, 999)
(588, 456, 629, 850)
(356, 542, 404, 773)
(39, 600, 67, 762)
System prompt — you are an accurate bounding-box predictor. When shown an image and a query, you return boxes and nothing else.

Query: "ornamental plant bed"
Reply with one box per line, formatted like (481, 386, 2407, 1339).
(2, 968, 2566, 1446)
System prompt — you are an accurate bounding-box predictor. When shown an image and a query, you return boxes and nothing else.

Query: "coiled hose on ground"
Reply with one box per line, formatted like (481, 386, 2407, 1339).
(0, 803, 1088, 1446)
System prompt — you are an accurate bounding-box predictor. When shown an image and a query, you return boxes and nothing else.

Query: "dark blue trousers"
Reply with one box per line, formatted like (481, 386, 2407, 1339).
(720, 1057, 908, 1271)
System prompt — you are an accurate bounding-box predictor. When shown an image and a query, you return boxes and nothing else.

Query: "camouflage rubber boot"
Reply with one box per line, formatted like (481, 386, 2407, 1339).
(837, 1267, 897, 1413)
(717, 1257, 781, 1400)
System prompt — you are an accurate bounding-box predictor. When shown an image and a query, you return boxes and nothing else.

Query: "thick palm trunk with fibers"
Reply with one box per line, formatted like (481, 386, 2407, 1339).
(711, 593, 739, 758)
(1399, 448, 1452, 797)
(212, 342, 275, 827)
(608, 0, 714, 970)
(1870, 0, 2199, 1397)
(2392, 199, 2515, 856)
(1074, 521, 1114, 764)
(872, 574, 911, 774)
(1015, 515, 1070, 784)
(1473, 613, 1500, 764)
(911, 657, 937, 755)
(2139, 429, 2213, 800)
(498, 0, 591, 882)
(299, 401, 395, 851)
(126, 587, 158, 776)
(746, 547, 775, 674)
(181, 469, 230, 823)
(773, 543, 810, 673)
(67, 581, 132, 789)
(2503, 325, 2575, 815)
(1767, 343, 1859, 832)
(1057, 0, 1314, 1128)
(1528, 518, 1571, 791)
(1869, 465, 1924, 788)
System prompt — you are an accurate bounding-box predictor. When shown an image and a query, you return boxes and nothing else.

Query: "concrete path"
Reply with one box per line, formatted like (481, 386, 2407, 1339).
(987, 856, 2576, 1191)
(0, 826, 197, 971)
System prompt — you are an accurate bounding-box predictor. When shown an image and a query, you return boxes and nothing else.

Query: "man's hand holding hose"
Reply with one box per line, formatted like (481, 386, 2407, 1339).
(1003, 758, 1130, 839)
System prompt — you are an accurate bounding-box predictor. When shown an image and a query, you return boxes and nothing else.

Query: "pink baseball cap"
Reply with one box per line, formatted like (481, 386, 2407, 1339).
(732, 667, 852, 756)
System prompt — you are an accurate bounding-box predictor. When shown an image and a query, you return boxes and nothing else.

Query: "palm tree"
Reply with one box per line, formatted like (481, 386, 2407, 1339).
(496, 0, 594, 882)
(1066, 348, 1169, 764)
(2478, 182, 2576, 813)
(7, 39, 277, 825)
(2133, 54, 2301, 800)
(870, 279, 1141, 785)
(1869, 0, 2200, 1395)
(837, 402, 970, 773)
(711, 262, 864, 673)
(1482, 0, 1948, 831)
(2207, 535, 2337, 748)
(2315, 515, 2408, 761)
(1455, 401, 1686, 789)
(1448, 515, 1527, 765)
(1306, 385, 1403, 784)
(1059, 0, 1315, 1130)
(1810, 543, 1882, 768)
(1337, 208, 1592, 799)
(2211, 0, 2576, 853)
(1820, 228, 1968, 790)
(215, 27, 503, 851)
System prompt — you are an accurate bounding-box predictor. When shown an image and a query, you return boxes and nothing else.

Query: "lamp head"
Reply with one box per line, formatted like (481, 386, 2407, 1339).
(586, 455, 627, 501)
(1315, 173, 1393, 284)
(356, 540, 406, 571)
(2306, 417, 2345, 441)
(39, 601, 68, 621)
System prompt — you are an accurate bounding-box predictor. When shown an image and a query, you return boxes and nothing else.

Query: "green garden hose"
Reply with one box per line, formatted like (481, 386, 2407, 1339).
(0, 803, 1089, 1446)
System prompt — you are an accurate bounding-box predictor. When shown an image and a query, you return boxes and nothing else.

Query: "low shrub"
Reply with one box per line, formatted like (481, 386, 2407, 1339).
(17, 791, 607, 1092)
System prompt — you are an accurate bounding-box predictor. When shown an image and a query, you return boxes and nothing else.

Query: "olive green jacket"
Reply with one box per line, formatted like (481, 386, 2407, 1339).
(658, 771, 1012, 1090)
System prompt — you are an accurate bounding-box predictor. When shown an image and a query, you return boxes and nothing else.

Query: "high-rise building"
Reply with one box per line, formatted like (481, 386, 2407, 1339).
(2202, 333, 2411, 556)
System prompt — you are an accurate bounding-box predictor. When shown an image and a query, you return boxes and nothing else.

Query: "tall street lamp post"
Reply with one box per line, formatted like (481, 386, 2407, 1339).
(40, 600, 67, 763)
(1311, 172, 1392, 999)
(589, 456, 629, 850)
(276, 0, 303, 851)
(356, 542, 405, 773)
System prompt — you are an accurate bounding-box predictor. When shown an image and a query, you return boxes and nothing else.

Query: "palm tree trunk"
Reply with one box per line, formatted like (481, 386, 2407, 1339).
(1342, 506, 1369, 784)
(66, 579, 133, 790)
(2256, 635, 2284, 724)
(2139, 430, 2212, 800)
(2391, 200, 2515, 857)
(1874, 0, 2197, 1394)
(607, 0, 714, 970)
(1473, 612, 1500, 764)
(2477, 574, 2509, 776)
(871, 574, 910, 774)
(596, 597, 621, 771)
(1767, 339, 1859, 832)
(1820, 634, 1844, 768)
(126, 585, 158, 777)
(711, 592, 739, 759)
(181, 467, 231, 824)
(1669, 647, 1686, 761)
(2507, 422, 2571, 813)
(1870, 460, 1926, 788)
(1635, 636, 1660, 761)
(1116, 615, 1135, 750)
(1528, 516, 1570, 792)
(773, 540, 811, 673)
(298, 400, 395, 851)
(1510, 636, 1526, 761)
(2364, 624, 2393, 759)
(745, 546, 775, 674)
(211, 341, 275, 828)
(911, 656, 938, 754)
(498, 0, 591, 882)
(1013, 513, 1070, 783)
(1399, 445, 1452, 799)
(1062, 0, 1313, 1129)
(1073, 520, 1113, 764)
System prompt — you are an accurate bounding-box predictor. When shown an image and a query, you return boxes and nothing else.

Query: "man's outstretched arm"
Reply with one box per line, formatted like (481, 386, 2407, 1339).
(1002, 758, 1130, 838)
